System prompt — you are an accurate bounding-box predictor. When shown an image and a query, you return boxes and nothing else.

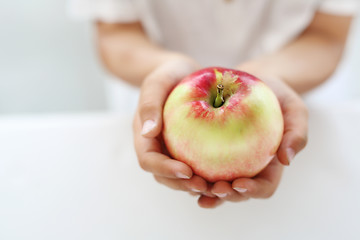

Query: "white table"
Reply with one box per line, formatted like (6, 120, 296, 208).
(1, 101, 360, 240)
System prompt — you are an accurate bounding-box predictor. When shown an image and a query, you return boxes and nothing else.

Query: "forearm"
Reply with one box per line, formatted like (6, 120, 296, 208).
(96, 22, 191, 87)
(239, 32, 344, 93)
(239, 13, 352, 94)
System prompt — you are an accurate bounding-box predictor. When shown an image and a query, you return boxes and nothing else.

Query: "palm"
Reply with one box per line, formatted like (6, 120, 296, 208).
(134, 62, 308, 208)
(198, 76, 308, 208)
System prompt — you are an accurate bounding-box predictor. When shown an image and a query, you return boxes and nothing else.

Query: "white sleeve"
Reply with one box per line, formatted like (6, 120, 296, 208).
(319, 0, 359, 15)
(67, 0, 139, 23)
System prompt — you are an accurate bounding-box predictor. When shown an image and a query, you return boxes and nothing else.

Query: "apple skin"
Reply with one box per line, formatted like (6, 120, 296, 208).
(162, 67, 284, 182)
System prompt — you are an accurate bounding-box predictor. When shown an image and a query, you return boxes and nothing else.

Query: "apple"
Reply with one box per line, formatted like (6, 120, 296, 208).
(162, 67, 284, 182)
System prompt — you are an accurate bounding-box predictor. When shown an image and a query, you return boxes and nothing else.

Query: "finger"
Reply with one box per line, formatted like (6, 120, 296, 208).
(211, 181, 233, 199)
(136, 135, 193, 179)
(140, 152, 193, 179)
(197, 195, 223, 209)
(203, 182, 217, 198)
(188, 192, 200, 197)
(139, 61, 198, 138)
(154, 175, 208, 193)
(139, 72, 177, 138)
(236, 74, 308, 165)
(232, 178, 275, 199)
(190, 183, 217, 198)
(134, 112, 193, 179)
(211, 181, 249, 202)
(232, 159, 283, 198)
(277, 92, 308, 165)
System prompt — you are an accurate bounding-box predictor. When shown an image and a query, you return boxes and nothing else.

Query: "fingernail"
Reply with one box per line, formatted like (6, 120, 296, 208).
(190, 188, 202, 193)
(234, 187, 247, 193)
(286, 148, 295, 164)
(202, 192, 215, 197)
(214, 192, 227, 198)
(141, 120, 156, 135)
(175, 172, 191, 179)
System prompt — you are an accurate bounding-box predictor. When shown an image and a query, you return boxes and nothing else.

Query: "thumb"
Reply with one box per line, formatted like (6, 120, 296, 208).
(276, 94, 308, 165)
(277, 128, 308, 166)
(139, 58, 200, 138)
(139, 69, 182, 138)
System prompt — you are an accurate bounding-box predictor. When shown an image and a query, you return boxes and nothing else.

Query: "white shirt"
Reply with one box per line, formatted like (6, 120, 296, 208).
(68, 0, 358, 67)
(68, 0, 359, 109)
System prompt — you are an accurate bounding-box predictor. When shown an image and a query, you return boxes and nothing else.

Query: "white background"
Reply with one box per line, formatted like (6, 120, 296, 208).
(1, 103, 360, 240)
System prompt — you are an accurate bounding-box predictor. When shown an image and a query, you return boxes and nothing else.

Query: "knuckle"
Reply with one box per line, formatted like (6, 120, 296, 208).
(239, 196, 250, 202)
(138, 157, 150, 172)
(146, 70, 178, 90)
(154, 175, 185, 191)
(301, 134, 308, 147)
(139, 101, 157, 115)
(229, 195, 248, 203)
(262, 185, 277, 198)
(142, 73, 157, 86)
(243, 197, 250, 201)
(294, 132, 308, 150)
(153, 175, 163, 184)
(161, 72, 177, 85)
(265, 190, 275, 198)
(286, 131, 308, 152)
(144, 71, 173, 86)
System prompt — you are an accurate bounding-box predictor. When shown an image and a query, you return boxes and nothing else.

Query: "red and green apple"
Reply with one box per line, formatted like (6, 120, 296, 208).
(163, 67, 284, 182)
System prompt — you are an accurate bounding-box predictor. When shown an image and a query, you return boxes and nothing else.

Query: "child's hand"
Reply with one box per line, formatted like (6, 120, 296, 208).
(198, 75, 308, 208)
(133, 62, 308, 208)
(133, 58, 218, 196)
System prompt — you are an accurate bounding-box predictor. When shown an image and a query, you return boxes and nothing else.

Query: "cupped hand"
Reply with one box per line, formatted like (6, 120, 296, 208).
(133, 57, 218, 197)
(198, 74, 308, 208)
(133, 60, 308, 209)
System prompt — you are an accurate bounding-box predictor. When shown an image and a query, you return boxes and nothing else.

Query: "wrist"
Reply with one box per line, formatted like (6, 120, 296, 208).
(237, 60, 310, 94)
(237, 61, 283, 83)
(236, 61, 300, 99)
(160, 52, 200, 71)
(144, 53, 200, 87)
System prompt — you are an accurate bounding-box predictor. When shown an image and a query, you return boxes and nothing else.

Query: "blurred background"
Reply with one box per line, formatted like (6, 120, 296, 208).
(0, 0, 359, 115)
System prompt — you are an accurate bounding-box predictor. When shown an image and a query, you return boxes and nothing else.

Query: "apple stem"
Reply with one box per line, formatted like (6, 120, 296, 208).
(214, 84, 225, 108)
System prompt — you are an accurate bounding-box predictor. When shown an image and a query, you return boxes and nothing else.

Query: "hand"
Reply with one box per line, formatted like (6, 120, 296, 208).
(133, 57, 218, 197)
(133, 60, 308, 209)
(197, 74, 308, 208)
